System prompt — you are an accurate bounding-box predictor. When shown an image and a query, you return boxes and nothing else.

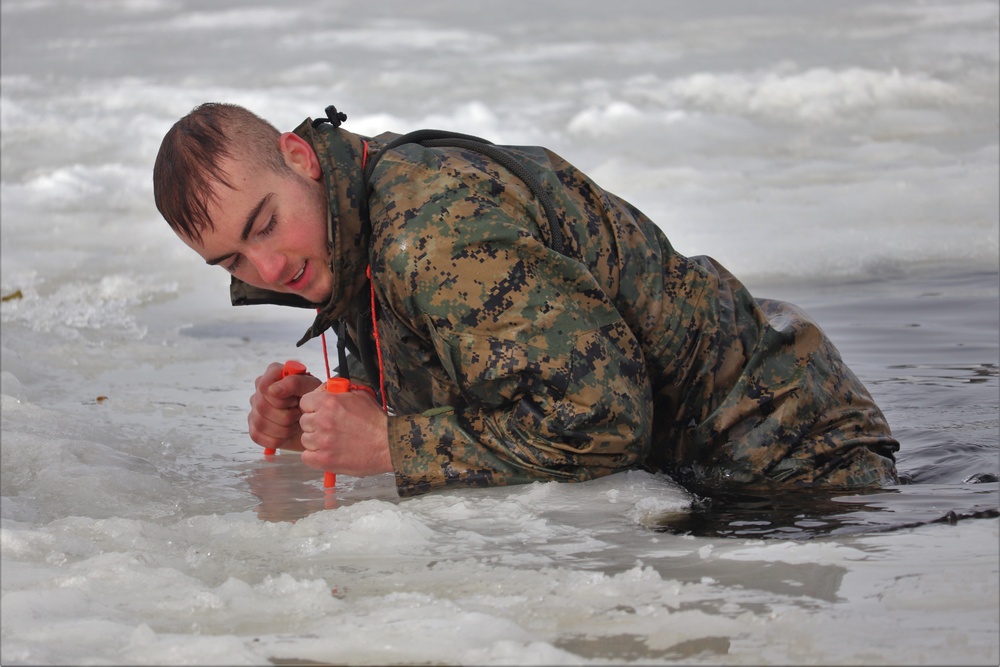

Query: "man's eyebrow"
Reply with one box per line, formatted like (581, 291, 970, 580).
(205, 194, 273, 266)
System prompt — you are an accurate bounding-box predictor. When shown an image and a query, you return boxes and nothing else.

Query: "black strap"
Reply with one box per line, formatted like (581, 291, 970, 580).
(335, 320, 350, 378)
(363, 129, 566, 255)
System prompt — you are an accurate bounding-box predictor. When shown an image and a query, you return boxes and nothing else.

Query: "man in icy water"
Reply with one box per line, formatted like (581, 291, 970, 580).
(152, 102, 899, 497)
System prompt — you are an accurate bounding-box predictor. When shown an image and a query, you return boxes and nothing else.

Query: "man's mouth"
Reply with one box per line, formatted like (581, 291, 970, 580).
(287, 262, 307, 288)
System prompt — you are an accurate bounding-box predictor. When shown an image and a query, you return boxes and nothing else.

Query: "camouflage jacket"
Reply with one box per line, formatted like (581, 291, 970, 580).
(232, 117, 899, 497)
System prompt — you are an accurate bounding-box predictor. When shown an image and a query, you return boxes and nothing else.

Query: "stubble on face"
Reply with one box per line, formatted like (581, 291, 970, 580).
(299, 169, 335, 304)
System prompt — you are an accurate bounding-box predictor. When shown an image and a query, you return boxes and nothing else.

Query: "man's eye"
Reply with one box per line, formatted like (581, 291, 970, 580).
(259, 215, 277, 238)
(226, 256, 243, 273)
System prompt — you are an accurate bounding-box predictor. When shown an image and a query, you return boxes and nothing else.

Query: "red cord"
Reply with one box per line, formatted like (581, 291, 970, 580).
(317, 140, 388, 413)
(367, 264, 388, 412)
(319, 313, 332, 380)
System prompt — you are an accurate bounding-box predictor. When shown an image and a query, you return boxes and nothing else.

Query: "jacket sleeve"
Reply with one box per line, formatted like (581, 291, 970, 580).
(370, 146, 653, 496)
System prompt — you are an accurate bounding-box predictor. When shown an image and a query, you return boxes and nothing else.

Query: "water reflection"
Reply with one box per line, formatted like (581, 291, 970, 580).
(874, 362, 999, 387)
(653, 484, 999, 539)
(245, 453, 398, 522)
(246, 454, 336, 521)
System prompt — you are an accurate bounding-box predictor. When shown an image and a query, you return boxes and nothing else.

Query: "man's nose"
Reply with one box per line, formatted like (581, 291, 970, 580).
(248, 249, 286, 286)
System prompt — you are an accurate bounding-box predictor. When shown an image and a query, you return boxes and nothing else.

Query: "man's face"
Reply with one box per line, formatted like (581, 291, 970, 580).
(180, 135, 332, 304)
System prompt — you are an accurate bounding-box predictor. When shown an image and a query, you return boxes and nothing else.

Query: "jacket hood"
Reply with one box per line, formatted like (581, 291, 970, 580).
(229, 117, 370, 346)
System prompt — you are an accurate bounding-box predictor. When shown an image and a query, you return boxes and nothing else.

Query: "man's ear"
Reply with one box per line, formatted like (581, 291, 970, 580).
(278, 132, 323, 180)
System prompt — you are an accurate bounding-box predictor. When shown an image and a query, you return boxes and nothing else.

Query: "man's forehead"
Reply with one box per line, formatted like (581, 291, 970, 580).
(186, 167, 250, 251)
(211, 153, 247, 191)
(204, 155, 264, 215)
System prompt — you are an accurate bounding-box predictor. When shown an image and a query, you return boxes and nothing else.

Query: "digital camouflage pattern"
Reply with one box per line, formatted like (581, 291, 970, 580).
(234, 118, 899, 497)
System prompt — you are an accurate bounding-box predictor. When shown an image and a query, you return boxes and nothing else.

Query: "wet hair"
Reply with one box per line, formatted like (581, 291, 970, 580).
(153, 103, 290, 243)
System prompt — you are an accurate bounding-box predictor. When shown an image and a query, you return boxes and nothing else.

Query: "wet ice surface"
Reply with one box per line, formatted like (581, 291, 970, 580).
(2, 0, 998, 664)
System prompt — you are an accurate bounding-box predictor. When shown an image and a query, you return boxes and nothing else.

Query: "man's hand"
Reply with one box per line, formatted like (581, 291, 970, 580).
(299, 384, 392, 478)
(248, 362, 322, 453)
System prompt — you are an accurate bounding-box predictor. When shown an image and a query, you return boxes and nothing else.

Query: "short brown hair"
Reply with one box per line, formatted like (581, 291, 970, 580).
(153, 103, 290, 243)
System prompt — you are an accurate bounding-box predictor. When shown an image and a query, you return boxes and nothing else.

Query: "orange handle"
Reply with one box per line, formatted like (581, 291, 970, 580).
(264, 361, 308, 456)
(325, 377, 350, 394)
(322, 377, 351, 488)
(281, 360, 307, 378)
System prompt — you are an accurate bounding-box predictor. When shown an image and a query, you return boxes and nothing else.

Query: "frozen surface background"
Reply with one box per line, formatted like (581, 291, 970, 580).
(1, 0, 998, 665)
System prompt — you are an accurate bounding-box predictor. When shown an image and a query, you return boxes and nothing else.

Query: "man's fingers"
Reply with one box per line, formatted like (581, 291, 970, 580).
(269, 374, 322, 400)
(249, 412, 303, 449)
(251, 388, 301, 412)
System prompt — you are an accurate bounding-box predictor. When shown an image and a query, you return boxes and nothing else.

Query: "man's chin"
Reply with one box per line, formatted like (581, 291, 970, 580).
(250, 280, 326, 306)
(299, 283, 333, 306)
